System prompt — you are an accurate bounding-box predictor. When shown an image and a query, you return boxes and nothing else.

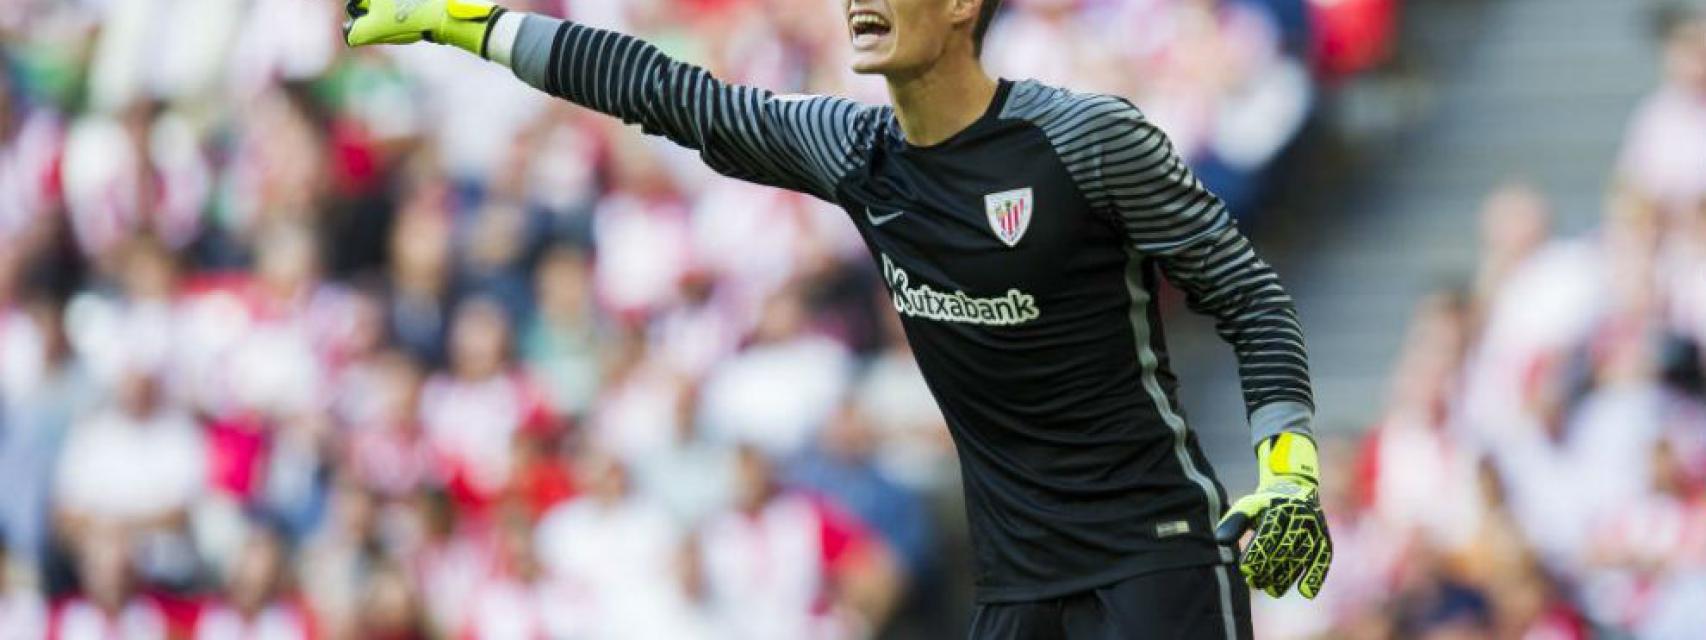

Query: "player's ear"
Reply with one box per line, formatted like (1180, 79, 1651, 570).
(948, 0, 980, 28)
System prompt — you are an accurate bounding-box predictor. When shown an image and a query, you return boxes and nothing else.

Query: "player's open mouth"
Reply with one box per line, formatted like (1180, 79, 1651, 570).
(849, 10, 892, 49)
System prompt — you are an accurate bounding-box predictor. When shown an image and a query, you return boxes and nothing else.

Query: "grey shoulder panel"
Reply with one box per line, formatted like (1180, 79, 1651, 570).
(998, 80, 1152, 214)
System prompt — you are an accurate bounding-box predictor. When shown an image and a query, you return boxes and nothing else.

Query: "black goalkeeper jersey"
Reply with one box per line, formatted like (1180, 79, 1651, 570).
(506, 15, 1316, 602)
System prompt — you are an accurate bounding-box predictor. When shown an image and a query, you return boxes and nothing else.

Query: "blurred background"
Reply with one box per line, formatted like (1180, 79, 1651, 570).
(0, 0, 1702, 638)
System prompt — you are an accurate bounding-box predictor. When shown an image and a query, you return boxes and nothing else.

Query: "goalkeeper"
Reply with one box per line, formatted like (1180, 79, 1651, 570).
(345, 0, 1331, 637)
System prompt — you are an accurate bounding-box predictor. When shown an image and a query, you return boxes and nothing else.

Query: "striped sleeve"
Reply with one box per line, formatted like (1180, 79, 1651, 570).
(504, 14, 869, 201)
(1100, 100, 1313, 441)
(1006, 83, 1314, 443)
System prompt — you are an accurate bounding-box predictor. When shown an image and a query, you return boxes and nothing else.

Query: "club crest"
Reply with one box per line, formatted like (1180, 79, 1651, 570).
(984, 188, 1033, 247)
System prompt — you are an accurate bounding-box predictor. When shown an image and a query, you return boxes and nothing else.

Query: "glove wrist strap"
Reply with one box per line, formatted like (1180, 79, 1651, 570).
(477, 7, 509, 59)
(1259, 432, 1319, 485)
(432, 1, 504, 57)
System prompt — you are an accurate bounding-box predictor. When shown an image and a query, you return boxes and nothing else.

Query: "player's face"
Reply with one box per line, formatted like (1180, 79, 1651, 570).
(846, 0, 978, 76)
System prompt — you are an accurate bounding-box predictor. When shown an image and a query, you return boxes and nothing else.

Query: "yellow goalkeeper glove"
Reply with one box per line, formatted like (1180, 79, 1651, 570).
(1215, 432, 1333, 599)
(342, 0, 506, 57)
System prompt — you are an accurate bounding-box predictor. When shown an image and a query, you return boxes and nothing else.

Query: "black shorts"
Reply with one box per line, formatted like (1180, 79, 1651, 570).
(966, 564, 1252, 640)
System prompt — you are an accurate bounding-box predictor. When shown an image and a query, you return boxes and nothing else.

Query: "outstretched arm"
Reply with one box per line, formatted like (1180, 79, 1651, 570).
(345, 0, 870, 201)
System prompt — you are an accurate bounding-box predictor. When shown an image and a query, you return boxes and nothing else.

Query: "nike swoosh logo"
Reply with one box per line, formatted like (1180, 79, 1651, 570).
(866, 208, 905, 226)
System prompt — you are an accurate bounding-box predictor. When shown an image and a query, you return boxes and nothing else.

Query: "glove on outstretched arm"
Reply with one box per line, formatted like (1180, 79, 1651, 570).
(1215, 432, 1333, 599)
(343, 0, 872, 204)
(343, 0, 506, 57)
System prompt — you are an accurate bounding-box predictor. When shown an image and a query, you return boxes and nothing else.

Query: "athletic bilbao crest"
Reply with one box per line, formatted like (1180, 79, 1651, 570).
(984, 188, 1033, 247)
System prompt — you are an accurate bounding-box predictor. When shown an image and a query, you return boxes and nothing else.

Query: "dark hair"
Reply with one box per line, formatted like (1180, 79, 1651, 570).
(1649, 1, 1705, 42)
(973, 0, 1003, 55)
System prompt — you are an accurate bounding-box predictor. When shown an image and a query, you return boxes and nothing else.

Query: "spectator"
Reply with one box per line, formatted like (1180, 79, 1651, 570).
(0, 533, 47, 640)
(986, 0, 1118, 93)
(699, 444, 901, 639)
(630, 399, 739, 527)
(1665, 198, 1706, 344)
(53, 368, 205, 587)
(347, 352, 439, 499)
(406, 488, 489, 638)
(331, 290, 409, 431)
(586, 323, 692, 464)
(355, 562, 428, 640)
(194, 525, 312, 640)
(454, 513, 562, 640)
(297, 481, 382, 640)
(0, 290, 91, 571)
(520, 244, 603, 423)
(63, 237, 185, 393)
(384, 193, 457, 367)
(215, 86, 330, 252)
(1472, 182, 1552, 317)
(507, 425, 578, 520)
(588, 140, 693, 320)
(1356, 292, 1483, 550)
(853, 315, 952, 491)
(1619, 6, 1706, 220)
(697, 288, 853, 456)
(533, 451, 704, 638)
(59, 102, 208, 260)
(789, 403, 934, 586)
(457, 197, 533, 322)
(218, 222, 354, 421)
(51, 529, 167, 640)
(0, 71, 62, 240)
(420, 297, 550, 512)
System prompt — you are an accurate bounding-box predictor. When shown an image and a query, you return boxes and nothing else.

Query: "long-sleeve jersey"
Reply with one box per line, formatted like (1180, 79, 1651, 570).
(501, 14, 1316, 602)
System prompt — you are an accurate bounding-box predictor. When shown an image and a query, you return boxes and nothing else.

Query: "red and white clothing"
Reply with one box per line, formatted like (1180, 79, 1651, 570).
(55, 408, 206, 523)
(1458, 239, 1604, 443)
(59, 112, 208, 258)
(455, 574, 575, 640)
(699, 493, 876, 640)
(1310, 0, 1398, 78)
(1661, 243, 1706, 346)
(533, 497, 699, 639)
(347, 422, 440, 499)
(63, 294, 191, 392)
(0, 590, 47, 640)
(50, 598, 167, 640)
(686, 183, 834, 324)
(0, 109, 62, 238)
(587, 361, 687, 464)
(419, 372, 549, 507)
(1356, 411, 1484, 550)
(1581, 492, 1706, 632)
(409, 533, 491, 638)
(1619, 85, 1706, 219)
(177, 277, 361, 418)
(193, 601, 313, 640)
(590, 191, 693, 320)
(204, 415, 271, 503)
(696, 336, 853, 457)
(0, 306, 48, 404)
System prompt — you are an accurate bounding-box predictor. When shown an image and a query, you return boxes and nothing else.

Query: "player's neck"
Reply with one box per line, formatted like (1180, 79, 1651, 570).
(886, 53, 998, 147)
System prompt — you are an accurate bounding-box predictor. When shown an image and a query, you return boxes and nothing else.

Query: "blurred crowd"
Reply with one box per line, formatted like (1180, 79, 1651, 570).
(0, 0, 1397, 638)
(1257, 7, 1706, 639)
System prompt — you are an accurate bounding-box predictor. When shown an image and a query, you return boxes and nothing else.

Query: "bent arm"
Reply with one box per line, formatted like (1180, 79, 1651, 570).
(1085, 100, 1315, 443)
(490, 13, 868, 200)
(1152, 222, 1315, 444)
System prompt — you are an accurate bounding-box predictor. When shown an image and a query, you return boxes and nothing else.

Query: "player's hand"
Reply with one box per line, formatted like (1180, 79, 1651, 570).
(343, 0, 505, 56)
(1215, 432, 1332, 599)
